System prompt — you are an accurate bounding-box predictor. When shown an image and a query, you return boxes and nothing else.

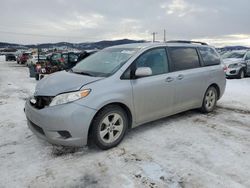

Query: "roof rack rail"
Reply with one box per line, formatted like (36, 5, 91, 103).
(166, 40, 208, 45)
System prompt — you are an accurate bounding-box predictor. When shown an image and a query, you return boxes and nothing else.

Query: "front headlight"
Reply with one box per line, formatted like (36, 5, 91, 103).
(228, 63, 241, 69)
(49, 89, 91, 107)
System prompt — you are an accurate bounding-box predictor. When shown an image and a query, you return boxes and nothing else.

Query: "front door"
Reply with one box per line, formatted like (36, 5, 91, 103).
(131, 48, 175, 124)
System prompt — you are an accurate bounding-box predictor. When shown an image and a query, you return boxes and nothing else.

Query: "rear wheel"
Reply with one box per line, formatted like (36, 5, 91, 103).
(91, 105, 128, 150)
(201, 86, 218, 113)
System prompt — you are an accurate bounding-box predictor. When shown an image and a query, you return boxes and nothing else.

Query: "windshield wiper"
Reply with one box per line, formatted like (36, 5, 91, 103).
(72, 70, 95, 77)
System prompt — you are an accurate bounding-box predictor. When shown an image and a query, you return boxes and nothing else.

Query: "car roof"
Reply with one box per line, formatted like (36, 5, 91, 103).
(108, 41, 212, 50)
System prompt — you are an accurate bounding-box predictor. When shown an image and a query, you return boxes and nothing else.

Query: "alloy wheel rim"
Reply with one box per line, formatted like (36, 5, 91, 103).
(99, 113, 124, 144)
(205, 89, 216, 110)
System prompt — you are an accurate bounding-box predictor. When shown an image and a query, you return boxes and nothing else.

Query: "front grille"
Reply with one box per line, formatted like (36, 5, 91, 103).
(30, 96, 53, 109)
(230, 70, 236, 74)
(29, 119, 45, 135)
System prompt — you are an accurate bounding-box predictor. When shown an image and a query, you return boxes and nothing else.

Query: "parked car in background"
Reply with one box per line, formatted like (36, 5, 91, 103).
(26, 55, 47, 79)
(222, 50, 250, 79)
(27, 55, 47, 66)
(17, 52, 31, 64)
(25, 41, 226, 150)
(77, 50, 98, 62)
(35, 51, 97, 80)
(5, 54, 16, 61)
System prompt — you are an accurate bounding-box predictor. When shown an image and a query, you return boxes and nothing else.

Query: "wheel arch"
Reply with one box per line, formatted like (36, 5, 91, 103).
(87, 102, 133, 144)
(208, 83, 220, 99)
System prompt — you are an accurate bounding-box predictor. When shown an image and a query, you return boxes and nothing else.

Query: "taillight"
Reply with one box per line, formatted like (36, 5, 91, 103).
(223, 65, 227, 72)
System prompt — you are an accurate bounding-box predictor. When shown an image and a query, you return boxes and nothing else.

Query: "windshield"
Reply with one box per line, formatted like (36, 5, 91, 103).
(222, 51, 246, 59)
(72, 48, 137, 77)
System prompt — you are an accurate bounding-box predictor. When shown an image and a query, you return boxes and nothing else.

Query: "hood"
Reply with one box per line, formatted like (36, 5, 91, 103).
(35, 71, 103, 96)
(223, 58, 243, 65)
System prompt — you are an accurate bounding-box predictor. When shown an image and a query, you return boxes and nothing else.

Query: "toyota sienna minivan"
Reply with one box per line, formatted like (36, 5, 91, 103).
(25, 41, 226, 150)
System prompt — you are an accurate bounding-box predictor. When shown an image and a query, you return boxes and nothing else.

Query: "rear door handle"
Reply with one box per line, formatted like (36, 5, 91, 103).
(177, 74, 184, 80)
(166, 77, 174, 82)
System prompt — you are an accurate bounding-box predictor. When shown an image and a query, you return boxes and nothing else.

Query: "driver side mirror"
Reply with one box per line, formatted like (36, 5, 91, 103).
(135, 67, 152, 78)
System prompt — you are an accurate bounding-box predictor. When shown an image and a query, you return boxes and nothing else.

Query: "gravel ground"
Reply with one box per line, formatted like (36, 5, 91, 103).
(0, 59, 250, 188)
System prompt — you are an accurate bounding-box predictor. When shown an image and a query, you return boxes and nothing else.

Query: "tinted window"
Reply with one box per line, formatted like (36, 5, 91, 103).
(51, 54, 61, 60)
(169, 47, 200, 71)
(199, 47, 220, 66)
(135, 48, 169, 76)
(69, 54, 78, 62)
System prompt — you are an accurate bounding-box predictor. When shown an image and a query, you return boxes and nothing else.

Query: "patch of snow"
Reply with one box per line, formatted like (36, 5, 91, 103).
(0, 55, 5, 62)
(0, 61, 250, 188)
(218, 78, 250, 111)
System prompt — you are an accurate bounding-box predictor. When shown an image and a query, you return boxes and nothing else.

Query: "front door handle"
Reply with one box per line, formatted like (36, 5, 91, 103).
(177, 74, 184, 80)
(166, 77, 174, 82)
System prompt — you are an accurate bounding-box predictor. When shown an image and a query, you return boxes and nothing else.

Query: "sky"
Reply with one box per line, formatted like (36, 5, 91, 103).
(0, 0, 249, 47)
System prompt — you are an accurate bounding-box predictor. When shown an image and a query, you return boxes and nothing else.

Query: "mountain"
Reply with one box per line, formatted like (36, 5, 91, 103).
(0, 39, 146, 50)
(218, 46, 250, 51)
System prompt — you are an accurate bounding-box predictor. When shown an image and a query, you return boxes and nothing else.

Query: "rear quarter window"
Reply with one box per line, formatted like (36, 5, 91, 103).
(199, 47, 221, 66)
(168, 47, 200, 71)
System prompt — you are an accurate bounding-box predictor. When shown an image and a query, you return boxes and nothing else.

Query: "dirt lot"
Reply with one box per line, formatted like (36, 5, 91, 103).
(0, 59, 250, 188)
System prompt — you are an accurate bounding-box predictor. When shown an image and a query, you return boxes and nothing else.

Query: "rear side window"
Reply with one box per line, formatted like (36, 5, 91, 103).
(169, 47, 200, 71)
(199, 47, 220, 66)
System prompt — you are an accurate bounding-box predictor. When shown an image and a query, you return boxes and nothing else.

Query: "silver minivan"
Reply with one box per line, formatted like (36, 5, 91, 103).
(25, 41, 226, 149)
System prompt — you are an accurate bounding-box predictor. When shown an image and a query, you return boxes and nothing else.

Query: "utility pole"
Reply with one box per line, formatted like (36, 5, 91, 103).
(163, 29, 166, 42)
(152, 32, 157, 42)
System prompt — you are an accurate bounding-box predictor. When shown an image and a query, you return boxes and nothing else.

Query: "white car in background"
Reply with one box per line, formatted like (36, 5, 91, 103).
(27, 55, 47, 66)
(222, 50, 250, 79)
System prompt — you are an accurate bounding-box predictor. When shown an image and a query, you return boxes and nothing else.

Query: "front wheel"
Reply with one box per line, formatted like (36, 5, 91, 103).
(91, 105, 128, 150)
(200, 86, 218, 113)
(238, 69, 245, 79)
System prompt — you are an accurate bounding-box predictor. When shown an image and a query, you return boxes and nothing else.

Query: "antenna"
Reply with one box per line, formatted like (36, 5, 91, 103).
(163, 29, 166, 42)
(152, 32, 157, 42)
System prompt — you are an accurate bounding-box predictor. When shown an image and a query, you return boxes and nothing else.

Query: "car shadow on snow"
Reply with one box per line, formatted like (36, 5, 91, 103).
(48, 110, 199, 157)
(48, 109, 223, 157)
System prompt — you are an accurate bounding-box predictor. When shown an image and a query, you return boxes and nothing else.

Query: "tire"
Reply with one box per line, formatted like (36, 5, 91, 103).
(35, 74, 39, 81)
(91, 105, 128, 150)
(200, 86, 218, 113)
(238, 69, 245, 79)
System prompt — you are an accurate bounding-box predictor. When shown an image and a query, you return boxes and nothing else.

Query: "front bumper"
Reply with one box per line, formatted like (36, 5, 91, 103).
(25, 99, 97, 147)
(225, 67, 241, 77)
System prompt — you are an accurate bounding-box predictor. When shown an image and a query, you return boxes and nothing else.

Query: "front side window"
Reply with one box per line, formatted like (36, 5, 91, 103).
(245, 52, 250, 60)
(135, 48, 169, 76)
(169, 47, 200, 71)
(199, 47, 221, 66)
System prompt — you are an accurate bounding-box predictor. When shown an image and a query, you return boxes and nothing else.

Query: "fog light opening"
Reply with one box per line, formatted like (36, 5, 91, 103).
(58, 131, 72, 139)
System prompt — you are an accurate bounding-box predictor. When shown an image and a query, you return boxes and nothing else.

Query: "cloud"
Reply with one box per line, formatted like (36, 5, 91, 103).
(0, 0, 249, 46)
(161, 0, 205, 17)
(63, 13, 105, 29)
(193, 34, 250, 47)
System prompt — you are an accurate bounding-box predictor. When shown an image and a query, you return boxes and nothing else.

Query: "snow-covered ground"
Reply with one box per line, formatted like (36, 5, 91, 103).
(0, 58, 250, 188)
